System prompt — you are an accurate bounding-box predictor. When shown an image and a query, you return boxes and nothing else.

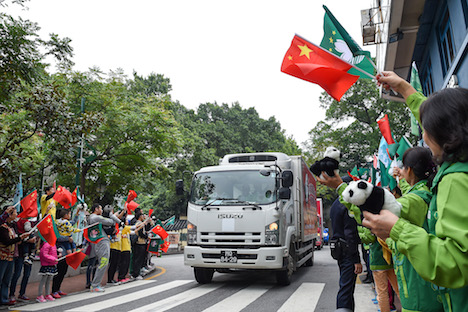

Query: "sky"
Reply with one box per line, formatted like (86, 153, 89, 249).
(4, 0, 374, 146)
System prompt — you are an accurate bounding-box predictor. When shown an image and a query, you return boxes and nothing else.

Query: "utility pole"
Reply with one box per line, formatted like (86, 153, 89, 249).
(75, 98, 85, 187)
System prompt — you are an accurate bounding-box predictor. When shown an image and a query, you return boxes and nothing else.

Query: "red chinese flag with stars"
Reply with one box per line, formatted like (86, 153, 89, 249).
(53, 186, 73, 208)
(160, 240, 171, 253)
(151, 224, 168, 240)
(36, 214, 59, 246)
(65, 250, 87, 270)
(281, 34, 359, 101)
(377, 114, 395, 144)
(19, 190, 38, 218)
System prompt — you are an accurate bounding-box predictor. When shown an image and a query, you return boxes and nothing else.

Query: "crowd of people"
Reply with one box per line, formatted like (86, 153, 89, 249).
(0, 189, 159, 306)
(322, 71, 468, 312)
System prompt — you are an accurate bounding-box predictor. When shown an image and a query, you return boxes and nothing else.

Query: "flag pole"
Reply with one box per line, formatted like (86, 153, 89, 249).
(82, 222, 99, 230)
(57, 249, 82, 262)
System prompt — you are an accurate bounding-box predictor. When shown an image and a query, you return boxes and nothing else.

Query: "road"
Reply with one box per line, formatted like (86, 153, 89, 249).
(11, 246, 377, 312)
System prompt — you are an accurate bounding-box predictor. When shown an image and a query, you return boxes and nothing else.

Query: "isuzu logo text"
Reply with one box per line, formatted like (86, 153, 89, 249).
(218, 214, 243, 219)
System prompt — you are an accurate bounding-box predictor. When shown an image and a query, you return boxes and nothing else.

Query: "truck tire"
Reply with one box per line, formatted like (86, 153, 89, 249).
(276, 245, 295, 286)
(305, 247, 314, 267)
(194, 267, 214, 284)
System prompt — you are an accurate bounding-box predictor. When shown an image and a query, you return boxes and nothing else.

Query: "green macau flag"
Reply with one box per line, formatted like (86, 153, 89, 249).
(410, 62, 423, 136)
(321, 5, 374, 79)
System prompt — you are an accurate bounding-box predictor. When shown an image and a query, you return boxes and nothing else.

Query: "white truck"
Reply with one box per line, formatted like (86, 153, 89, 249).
(177, 152, 320, 285)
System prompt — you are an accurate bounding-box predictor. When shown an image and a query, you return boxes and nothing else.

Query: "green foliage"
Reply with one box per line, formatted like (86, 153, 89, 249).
(0, 12, 85, 203)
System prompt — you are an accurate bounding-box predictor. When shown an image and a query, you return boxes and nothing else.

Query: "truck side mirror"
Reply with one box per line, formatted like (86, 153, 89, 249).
(175, 179, 184, 196)
(281, 170, 293, 187)
(278, 187, 291, 199)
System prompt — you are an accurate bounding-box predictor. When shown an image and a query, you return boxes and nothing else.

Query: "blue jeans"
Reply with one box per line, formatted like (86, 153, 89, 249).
(9, 257, 32, 297)
(0, 260, 14, 304)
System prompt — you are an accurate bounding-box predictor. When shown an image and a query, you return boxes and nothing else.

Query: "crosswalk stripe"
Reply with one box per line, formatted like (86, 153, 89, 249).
(128, 283, 224, 312)
(277, 282, 325, 312)
(202, 284, 273, 312)
(17, 280, 153, 312)
(65, 280, 193, 312)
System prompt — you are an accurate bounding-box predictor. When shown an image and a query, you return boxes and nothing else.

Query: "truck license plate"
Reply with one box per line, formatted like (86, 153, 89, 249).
(220, 250, 238, 263)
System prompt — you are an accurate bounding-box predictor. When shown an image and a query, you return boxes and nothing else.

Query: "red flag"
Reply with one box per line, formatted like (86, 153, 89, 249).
(373, 154, 378, 169)
(377, 114, 395, 144)
(36, 215, 59, 246)
(71, 187, 78, 207)
(281, 35, 359, 101)
(53, 186, 73, 208)
(148, 209, 154, 217)
(126, 200, 139, 214)
(65, 250, 87, 270)
(126, 190, 137, 203)
(160, 240, 170, 253)
(18, 190, 38, 219)
(151, 224, 168, 240)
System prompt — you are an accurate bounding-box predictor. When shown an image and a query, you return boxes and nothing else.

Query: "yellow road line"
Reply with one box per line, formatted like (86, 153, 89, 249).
(145, 266, 166, 280)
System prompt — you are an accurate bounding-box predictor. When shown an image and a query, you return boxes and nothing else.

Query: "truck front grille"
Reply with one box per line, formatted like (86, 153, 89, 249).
(199, 232, 261, 247)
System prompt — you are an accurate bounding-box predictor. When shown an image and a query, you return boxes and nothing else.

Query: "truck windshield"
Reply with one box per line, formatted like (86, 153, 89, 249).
(190, 170, 278, 206)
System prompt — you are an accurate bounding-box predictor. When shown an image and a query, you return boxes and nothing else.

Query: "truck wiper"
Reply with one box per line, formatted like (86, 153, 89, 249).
(231, 200, 262, 210)
(201, 198, 237, 209)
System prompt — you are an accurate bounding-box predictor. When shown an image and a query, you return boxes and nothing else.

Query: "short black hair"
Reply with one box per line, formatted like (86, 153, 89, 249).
(44, 186, 53, 192)
(420, 87, 468, 163)
(402, 146, 437, 187)
(91, 203, 101, 213)
(58, 208, 71, 219)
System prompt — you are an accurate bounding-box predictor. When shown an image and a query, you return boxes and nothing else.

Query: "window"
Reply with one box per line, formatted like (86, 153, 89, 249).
(437, 3, 456, 76)
(462, 0, 468, 28)
(421, 58, 434, 95)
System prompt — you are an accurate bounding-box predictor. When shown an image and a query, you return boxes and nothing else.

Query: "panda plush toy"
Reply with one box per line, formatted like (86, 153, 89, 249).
(342, 180, 401, 216)
(310, 146, 341, 179)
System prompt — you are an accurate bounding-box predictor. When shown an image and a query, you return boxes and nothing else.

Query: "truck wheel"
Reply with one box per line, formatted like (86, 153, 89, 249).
(276, 245, 295, 286)
(194, 267, 214, 284)
(305, 248, 314, 267)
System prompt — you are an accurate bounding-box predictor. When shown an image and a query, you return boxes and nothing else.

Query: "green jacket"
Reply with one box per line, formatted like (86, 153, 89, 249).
(390, 92, 468, 311)
(389, 179, 443, 312)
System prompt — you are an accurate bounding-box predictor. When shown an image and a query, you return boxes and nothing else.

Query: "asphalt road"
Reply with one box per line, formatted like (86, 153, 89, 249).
(10, 246, 378, 312)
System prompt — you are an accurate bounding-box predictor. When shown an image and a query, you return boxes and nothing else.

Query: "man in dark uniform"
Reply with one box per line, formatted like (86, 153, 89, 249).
(330, 176, 362, 312)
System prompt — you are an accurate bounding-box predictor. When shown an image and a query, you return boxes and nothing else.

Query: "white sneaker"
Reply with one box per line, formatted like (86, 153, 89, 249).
(140, 268, 148, 274)
(135, 275, 143, 280)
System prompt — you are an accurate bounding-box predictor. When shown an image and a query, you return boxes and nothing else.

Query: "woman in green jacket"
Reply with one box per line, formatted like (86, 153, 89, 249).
(362, 72, 468, 312)
(389, 146, 443, 312)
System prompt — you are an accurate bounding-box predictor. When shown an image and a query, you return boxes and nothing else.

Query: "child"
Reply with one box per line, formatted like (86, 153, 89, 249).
(37, 242, 59, 303)
(15, 216, 34, 265)
(56, 209, 81, 255)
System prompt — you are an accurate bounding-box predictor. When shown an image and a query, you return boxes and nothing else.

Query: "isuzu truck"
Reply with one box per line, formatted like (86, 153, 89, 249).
(177, 152, 319, 285)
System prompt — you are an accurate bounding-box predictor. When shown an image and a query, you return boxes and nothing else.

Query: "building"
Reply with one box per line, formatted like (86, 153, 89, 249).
(365, 0, 468, 98)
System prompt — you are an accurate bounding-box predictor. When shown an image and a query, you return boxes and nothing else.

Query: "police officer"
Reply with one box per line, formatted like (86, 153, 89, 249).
(330, 176, 362, 312)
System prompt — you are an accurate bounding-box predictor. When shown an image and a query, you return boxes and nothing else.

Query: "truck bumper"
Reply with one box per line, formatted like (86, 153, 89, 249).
(184, 246, 287, 269)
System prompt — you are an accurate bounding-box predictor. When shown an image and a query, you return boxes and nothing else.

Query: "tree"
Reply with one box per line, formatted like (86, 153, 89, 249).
(58, 70, 181, 204)
(0, 11, 94, 204)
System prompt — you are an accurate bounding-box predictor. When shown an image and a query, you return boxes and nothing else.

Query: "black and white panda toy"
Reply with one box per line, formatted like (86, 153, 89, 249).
(342, 180, 401, 216)
(310, 146, 341, 179)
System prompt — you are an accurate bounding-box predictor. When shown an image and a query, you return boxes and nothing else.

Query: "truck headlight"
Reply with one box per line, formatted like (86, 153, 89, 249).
(187, 222, 197, 245)
(265, 221, 279, 246)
